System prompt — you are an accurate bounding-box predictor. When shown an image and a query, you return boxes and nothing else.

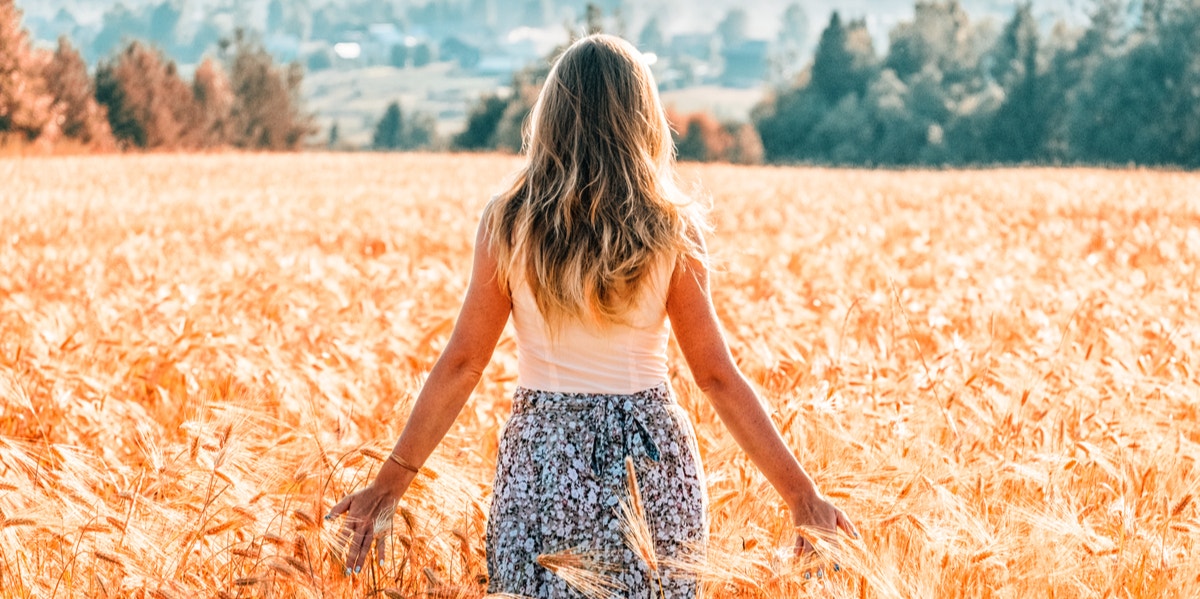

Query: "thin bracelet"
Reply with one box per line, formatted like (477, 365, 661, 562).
(388, 452, 422, 475)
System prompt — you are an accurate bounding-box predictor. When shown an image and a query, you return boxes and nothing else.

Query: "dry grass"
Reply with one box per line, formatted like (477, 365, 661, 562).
(1, 153, 1198, 598)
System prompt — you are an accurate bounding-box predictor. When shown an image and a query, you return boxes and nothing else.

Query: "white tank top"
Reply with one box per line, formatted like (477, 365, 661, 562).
(511, 254, 674, 394)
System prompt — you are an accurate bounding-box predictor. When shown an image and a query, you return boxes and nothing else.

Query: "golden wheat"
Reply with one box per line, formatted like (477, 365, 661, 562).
(1, 153, 1198, 597)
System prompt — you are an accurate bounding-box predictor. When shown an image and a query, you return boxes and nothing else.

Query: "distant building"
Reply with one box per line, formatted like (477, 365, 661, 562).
(720, 40, 769, 88)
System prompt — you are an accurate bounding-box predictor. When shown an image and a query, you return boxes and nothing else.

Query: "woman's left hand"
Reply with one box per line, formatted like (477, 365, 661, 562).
(326, 474, 413, 574)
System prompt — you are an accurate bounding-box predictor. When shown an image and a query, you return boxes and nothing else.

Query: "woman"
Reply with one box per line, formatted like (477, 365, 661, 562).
(327, 33, 856, 597)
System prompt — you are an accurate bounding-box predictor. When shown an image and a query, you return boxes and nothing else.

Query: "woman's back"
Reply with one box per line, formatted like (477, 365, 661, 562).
(510, 253, 674, 394)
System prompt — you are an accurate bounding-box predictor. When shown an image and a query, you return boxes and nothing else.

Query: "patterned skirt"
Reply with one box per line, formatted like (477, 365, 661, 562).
(486, 383, 708, 598)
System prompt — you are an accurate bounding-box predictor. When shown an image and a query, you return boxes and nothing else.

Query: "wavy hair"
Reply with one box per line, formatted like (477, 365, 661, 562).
(483, 33, 707, 328)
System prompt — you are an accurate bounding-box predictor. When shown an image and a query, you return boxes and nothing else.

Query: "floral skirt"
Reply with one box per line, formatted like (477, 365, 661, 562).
(486, 383, 708, 598)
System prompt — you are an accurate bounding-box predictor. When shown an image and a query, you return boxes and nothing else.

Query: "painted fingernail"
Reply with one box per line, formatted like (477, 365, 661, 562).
(344, 567, 351, 576)
(354, 566, 361, 574)
(804, 571, 812, 580)
(324, 514, 333, 521)
(379, 559, 385, 567)
(834, 563, 841, 572)
(817, 567, 825, 579)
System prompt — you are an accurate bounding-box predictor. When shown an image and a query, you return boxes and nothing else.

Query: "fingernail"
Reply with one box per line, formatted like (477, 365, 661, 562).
(354, 566, 361, 574)
(324, 514, 333, 521)
(344, 567, 351, 576)
(379, 559, 385, 567)
(834, 563, 841, 572)
(817, 567, 825, 579)
(853, 532, 860, 539)
(804, 571, 812, 580)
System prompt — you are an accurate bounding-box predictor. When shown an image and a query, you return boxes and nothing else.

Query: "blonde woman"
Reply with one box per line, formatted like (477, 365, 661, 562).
(327, 33, 857, 597)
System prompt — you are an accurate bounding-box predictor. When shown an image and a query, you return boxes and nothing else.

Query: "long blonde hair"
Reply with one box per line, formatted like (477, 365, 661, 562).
(483, 33, 706, 327)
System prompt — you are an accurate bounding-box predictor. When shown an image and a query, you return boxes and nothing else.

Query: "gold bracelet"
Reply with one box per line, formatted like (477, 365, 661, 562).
(388, 452, 421, 475)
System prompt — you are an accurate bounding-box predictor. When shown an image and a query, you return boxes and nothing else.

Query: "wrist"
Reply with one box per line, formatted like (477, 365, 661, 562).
(782, 481, 821, 514)
(375, 461, 417, 494)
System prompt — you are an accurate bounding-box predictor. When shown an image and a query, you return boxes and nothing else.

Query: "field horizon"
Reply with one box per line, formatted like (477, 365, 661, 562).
(1, 153, 1198, 597)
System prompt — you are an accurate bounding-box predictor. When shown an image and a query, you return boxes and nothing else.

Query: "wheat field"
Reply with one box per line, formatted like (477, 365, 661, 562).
(1, 153, 1198, 598)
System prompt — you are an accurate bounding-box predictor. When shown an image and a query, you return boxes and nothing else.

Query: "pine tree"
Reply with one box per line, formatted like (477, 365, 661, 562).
(43, 36, 115, 148)
(94, 41, 201, 149)
(454, 94, 508, 150)
(987, 2, 1045, 162)
(811, 12, 862, 102)
(373, 101, 403, 149)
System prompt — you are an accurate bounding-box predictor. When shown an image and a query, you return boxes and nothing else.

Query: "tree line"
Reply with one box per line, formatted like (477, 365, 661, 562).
(5, 0, 1198, 167)
(752, 0, 1200, 167)
(1, 0, 312, 151)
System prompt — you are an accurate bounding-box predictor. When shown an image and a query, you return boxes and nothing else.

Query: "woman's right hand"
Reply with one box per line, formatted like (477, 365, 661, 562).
(326, 470, 415, 574)
(790, 493, 858, 556)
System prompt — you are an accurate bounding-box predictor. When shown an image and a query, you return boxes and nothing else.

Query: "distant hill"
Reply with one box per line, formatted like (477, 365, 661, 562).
(23, 0, 1068, 54)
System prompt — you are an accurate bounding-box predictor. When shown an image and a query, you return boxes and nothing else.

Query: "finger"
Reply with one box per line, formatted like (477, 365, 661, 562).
(794, 534, 813, 557)
(374, 535, 388, 566)
(327, 494, 353, 520)
(348, 519, 374, 574)
(336, 521, 356, 572)
(835, 510, 860, 539)
(336, 520, 354, 556)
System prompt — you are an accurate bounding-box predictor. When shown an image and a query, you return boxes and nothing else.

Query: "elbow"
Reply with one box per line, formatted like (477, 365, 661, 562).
(691, 364, 742, 399)
(454, 356, 490, 385)
(438, 348, 490, 386)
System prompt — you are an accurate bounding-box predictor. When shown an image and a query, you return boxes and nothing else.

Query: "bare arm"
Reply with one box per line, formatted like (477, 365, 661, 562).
(665, 245, 857, 552)
(327, 219, 511, 572)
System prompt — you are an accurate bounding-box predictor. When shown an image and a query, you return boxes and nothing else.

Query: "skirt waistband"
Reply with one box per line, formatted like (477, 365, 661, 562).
(512, 382, 673, 414)
(510, 382, 673, 477)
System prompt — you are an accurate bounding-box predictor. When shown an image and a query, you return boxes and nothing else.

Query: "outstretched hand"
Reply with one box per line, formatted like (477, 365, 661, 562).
(326, 475, 412, 574)
(791, 493, 858, 557)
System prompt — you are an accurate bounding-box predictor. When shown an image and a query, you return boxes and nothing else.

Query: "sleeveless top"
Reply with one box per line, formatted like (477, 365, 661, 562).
(510, 254, 675, 394)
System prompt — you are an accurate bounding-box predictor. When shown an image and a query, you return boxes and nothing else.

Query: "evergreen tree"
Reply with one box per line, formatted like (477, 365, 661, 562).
(675, 119, 710, 161)
(94, 41, 202, 149)
(373, 101, 403, 149)
(811, 12, 876, 102)
(43, 37, 115, 148)
(987, 2, 1046, 162)
(454, 93, 508, 150)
